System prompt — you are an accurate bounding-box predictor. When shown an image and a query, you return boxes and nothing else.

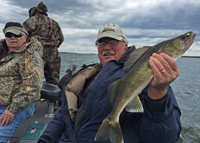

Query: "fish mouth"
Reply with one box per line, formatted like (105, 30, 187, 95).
(191, 32, 196, 39)
(102, 50, 115, 56)
(184, 32, 196, 50)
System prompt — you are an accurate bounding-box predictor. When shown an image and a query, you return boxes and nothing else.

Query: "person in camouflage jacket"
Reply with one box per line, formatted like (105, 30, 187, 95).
(23, 1, 64, 86)
(0, 21, 44, 142)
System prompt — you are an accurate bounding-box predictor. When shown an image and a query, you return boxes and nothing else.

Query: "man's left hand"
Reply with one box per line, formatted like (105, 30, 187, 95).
(0, 109, 15, 126)
(148, 53, 179, 100)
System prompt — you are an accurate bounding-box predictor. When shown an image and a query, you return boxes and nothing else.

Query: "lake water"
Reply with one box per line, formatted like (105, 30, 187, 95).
(59, 52, 200, 143)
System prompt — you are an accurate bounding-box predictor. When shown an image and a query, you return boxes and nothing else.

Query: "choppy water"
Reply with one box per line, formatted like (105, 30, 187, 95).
(60, 52, 200, 143)
(171, 57, 200, 143)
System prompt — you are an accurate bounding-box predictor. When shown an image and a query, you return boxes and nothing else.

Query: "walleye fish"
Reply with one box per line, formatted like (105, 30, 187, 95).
(94, 32, 196, 143)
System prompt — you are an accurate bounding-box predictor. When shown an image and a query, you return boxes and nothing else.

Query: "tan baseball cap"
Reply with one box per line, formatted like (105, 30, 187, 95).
(96, 23, 128, 44)
(3, 21, 28, 35)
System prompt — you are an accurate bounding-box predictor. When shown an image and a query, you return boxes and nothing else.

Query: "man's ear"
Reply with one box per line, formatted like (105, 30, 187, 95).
(24, 35, 28, 42)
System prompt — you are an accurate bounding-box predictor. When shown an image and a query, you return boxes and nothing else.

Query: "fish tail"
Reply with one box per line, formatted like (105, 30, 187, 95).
(95, 118, 124, 143)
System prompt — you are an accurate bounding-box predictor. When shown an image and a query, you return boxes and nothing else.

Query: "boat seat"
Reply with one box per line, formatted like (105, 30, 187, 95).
(40, 64, 76, 101)
(40, 83, 62, 101)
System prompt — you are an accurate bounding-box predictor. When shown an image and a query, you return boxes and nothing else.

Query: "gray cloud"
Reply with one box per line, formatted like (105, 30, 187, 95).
(0, 0, 199, 55)
(3, 0, 200, 30)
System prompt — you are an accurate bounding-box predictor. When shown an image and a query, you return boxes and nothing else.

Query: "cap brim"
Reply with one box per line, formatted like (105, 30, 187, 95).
(96, 34, 123, 43)
(5, 29, 21, 35)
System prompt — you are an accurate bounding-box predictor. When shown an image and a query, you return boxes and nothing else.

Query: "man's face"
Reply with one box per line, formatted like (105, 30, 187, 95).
(5, 33, 27, 52)
(97, 37, 128, 67)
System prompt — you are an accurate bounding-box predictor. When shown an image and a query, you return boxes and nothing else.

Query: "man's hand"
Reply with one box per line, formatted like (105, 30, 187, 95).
(0, 109, 15, 126)
(148, 53, 179, 100)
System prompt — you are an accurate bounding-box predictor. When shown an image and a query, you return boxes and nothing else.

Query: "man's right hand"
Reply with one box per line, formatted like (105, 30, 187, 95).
(0, 109, 15, 126)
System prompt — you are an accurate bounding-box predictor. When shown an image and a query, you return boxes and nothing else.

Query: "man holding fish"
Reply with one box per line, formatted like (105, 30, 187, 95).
(38, 23, 195, 143)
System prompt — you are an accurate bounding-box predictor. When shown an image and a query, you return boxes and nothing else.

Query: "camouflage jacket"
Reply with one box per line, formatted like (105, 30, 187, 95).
(23, 2, 64, 48)
(0, 37, 44, 115)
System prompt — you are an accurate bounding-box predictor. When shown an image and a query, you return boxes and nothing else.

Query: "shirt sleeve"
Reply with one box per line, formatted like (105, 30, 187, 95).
(145, 92, 168, 115)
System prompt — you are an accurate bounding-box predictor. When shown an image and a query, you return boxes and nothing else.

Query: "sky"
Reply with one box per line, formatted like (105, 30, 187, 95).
(0, 0, 199, 56)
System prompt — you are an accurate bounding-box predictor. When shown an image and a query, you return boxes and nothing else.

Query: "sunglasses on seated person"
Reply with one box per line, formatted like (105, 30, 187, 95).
(5, 32, 26, 38)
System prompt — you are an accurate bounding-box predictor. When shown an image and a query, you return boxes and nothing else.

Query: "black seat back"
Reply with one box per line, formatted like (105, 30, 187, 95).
(40, 64, 76, 101)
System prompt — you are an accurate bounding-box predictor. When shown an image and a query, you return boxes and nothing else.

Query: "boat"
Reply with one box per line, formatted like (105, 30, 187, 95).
(8, 64, 77, 143)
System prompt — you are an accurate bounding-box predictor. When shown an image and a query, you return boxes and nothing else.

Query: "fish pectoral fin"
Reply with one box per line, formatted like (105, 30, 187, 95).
(125, 95, 144, 112)
(108, 79, 121, 106)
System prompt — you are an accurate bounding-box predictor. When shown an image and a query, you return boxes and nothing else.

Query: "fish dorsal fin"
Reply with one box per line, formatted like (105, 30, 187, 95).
(108, 79, 121, 106)
(123, 46, 151, 72)
(125, 95, 144, 112)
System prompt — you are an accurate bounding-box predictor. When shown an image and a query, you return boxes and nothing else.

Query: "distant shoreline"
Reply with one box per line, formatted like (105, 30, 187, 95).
(182, 56, 200, 58)
(59, 52, 97, 55)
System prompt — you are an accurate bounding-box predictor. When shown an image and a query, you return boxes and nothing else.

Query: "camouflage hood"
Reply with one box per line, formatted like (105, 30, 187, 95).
(29, 2, 48, 17)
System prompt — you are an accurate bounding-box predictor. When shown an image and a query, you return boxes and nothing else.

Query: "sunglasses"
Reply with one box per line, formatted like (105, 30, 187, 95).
(5, 32, 25, 38)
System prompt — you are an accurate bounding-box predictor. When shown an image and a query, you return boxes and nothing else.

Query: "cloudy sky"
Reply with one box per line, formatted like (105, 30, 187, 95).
(0, 0, 199, 56)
